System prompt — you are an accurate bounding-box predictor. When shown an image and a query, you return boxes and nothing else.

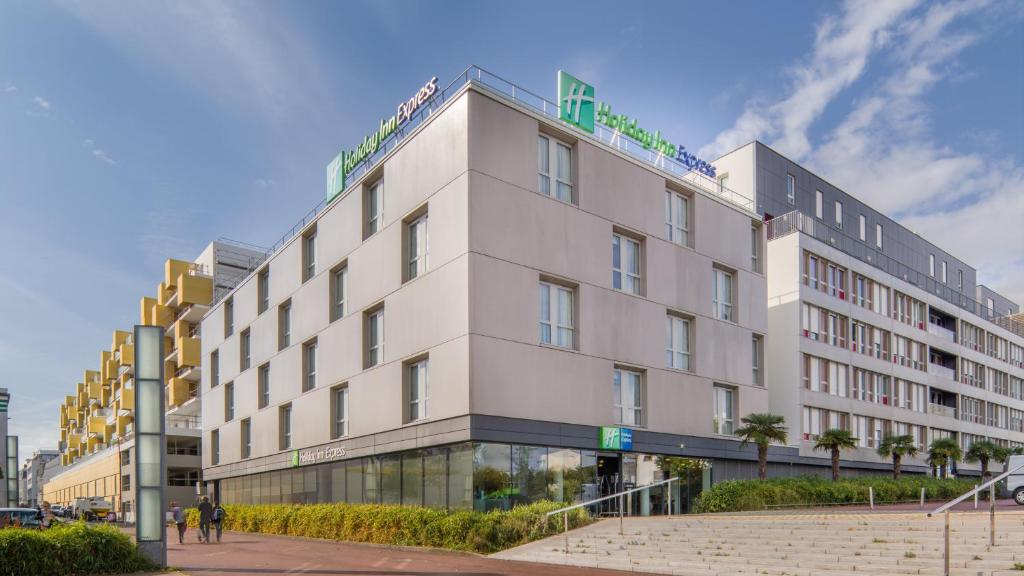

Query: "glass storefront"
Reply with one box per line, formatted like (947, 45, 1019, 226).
(215, 441, 705, 513)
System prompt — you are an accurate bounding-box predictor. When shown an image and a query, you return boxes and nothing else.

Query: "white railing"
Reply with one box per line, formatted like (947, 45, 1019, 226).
(927, 322, 957, 343)
(928, 403, 957, 419)
(928, 363, 956, 381)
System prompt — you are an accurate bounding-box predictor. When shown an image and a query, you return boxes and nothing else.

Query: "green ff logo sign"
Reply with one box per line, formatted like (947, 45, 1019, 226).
(291, 450, 300, 467)
(558, 71, 594, 133)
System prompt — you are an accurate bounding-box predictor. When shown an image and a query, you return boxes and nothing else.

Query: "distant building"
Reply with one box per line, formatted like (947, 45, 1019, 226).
(0, 388, 15, 506)
(19, 449, 59, 507)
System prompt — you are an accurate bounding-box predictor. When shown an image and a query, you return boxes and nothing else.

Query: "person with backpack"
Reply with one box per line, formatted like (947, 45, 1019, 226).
(169, 501, 187, 544)
(211, 501, 226, 543)
(197, 496, 213, 543)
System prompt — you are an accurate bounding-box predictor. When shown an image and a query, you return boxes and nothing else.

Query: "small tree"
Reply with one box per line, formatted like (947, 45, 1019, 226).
(734, 413, 788, 480)
(814, 429, 858, 481)
(964, 440, 1000, 479)
(877, 434, 919, 480)
(994, 445, 1024, 469)
(928, 437, 963, 478)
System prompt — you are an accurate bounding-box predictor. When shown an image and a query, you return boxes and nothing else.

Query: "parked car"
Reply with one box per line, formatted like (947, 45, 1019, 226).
(1008, 455, 1024, 505)
(0, 508, 42, 529)
(50, 505, 65, 517)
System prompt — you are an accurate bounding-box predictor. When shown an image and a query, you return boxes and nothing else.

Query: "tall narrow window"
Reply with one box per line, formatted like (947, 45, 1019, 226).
(612, 233, 642, 295)
(241, 418, 251, 459)
(303, 340, 317, 392)
(786, 174, 795, 205)
(751, 224, 760, 273)
(278, 301, 291, 350)
(407, 359, 429, 422)
(815, 190, 823, 219)
(859, 215, 866, 241)
(539, 281, 574, 348)
(302, 232, 317, 282)
(407, 213, 429, 280)
(957, 269, 963, 290)
(330, 264, 347, 322)
(537, 134, 573, 203)
(835, 201, 843, 229)
(713, 386, 735, 435)
(210, 350, 219, 388)
(280, 405, 292, 450)
(366, 179, 384, 236)
(666, 314, 691, 371)
(941, 261, 947, 283)
(752, 335, 763, 386)
(258, 364, 270, 409)
(613, 368, 644, 426)
(210, 430, 219, 465)
(929, 254, 935, 277)
(875, 223, 883, 249)
(331, 385, 349, 439)
(665, 190, 689, 246)
(224, 382, 234, 422)
(239, 329, 250, 371)
(712, 267, 734, 321)
(257, 268, 270, 314)
(224, 298, 234, 337)
(365, 307, 384, 368)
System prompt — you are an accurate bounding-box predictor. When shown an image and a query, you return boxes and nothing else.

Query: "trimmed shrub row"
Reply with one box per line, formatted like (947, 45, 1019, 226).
(185, 501, 590, 554)
(0, 523, 155, 576)
(694, 476, 978, 513)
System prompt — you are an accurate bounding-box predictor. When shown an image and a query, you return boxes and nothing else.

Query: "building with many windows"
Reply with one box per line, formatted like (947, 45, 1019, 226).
(44, 242, 263, 516)
(18, 449, 59, 507)
(0, 388, 16, 507)
(716, 141, 1024, 475)
(200, 69, 774, 512)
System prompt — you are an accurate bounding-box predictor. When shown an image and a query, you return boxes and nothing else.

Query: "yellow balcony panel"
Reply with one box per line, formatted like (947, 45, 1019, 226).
(139, 296, 157, 325)
(84, 370, 99, 384)
(116, 415, 132, 436)
(165, 259, 193, 289)
(152, 303, 175, 329)
(158, 281, 174, 306)
(86, 435, 103, 452)
(177, 335, 201, 368)
(67, 432, 82, 447)
(120, 387, 135, 410)
(167, 377, 195, 409)
(87, 380, 103, 400)
(112, 330, 130, 350)
(87, 415, 107, 434)
(65, 395, 77, 407)
(177, 273, 213, 307)
(100, 386, 112, 407)
(100, 351, 113, 381)
(118, 342, 135, 366)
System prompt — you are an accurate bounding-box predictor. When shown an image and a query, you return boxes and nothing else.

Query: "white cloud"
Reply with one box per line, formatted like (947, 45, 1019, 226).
(82, 138, 117, 165)
(254, 178, 277, 189)
(32, 96, 50, 110)
(4, 85, 16, 93)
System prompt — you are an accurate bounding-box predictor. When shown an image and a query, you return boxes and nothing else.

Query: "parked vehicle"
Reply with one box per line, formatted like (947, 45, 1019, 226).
(0, 508, 42, 529)
(73, 497, 113, 521)
(50, 505, 65, 517)
(1009, 455, 1024, 505)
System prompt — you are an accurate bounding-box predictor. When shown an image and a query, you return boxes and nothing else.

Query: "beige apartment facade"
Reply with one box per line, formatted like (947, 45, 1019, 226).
(200, 71, 774, 513)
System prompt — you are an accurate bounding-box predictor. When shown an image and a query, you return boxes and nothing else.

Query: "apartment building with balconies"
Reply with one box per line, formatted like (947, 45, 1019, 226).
(716, 141, 1024, 475)
(45, 242, 263, 516)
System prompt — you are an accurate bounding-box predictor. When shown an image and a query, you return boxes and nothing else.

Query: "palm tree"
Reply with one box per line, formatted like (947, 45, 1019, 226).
(964, 440, 1000, 479)
(734, 413, 788, 480)
(814, 429, 858, 481)
(877, 434, 919, 480)
(927, 438, 963, 478)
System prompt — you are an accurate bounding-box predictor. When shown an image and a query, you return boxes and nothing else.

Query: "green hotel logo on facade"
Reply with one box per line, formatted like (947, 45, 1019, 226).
(557, 70, 595, 133)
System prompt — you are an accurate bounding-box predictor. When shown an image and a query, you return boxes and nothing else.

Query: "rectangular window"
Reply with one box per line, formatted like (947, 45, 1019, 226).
(210, 430, 220, 465)
(875, 223, 882, 249)
(257, 268, 270, 314)
(859, 215, 866, 241)
(303, 340, 317, 392)
(613, 368, 644, 427)
(786, 174, 795, 205)
(280, 405, 292, 450)
(666, 314, 691, 371)
(210, 350, 219, 388)
(957, 269, 963, 290)
(539, 281, 574, 348)
(712, 267, 734, 321)
(713, 386, 735, 435)
(302, 232, 317, 282)
(224, 382, 234, 421)
(929, 254, 935, 277)
(537, 134, 573, 203)
(750, 224, 760, 273)
(406, 213, 429, 280)
(258, 364, 270, 409)
(941, 261, 947, 283)
(835, 201, 843, 229)
(224, 298, 234, 337)
(407, 359, 429, 422)
(665, 190, 690, 246)
(331, 385, 349, 439)
(612, 233, 642, 295)
(330, 265, 347, 322)
(366, 178, 384, 237)
(815, 190, 823, 219)
(240, 329, 250, 371)
(365, 307, 384, 368)
(278, 301, 291, 350)
(752, 335, 763, 386)
(241, 418, 251, 459)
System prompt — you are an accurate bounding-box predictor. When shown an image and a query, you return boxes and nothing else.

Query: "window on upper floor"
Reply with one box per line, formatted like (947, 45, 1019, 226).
(858, 215, 866, 242)
(666, 313, 692, 371)
(239, 329, 251, 371)
(365, 178, 384, 238)
(330, 264, 348, 322)
(258, 363, 270, 409)
(612, 233, 642, 295)
(278, 301, 291, 350)
(303, 339, 317, 393)
(365, 306, 384, 369)
(875, 223, 883, 249)
(712, 266, 735, 322)
(834, 200, 843, 229)
(613, 368, 644, 427)
(752, 335, 763, 386)
(957, 269, 963, 290)
(224, 382, 234, 422)
(302, 231, 317, 282)
(279, 404, 292, 450)
(257, 268, 270, 314)
(331, 384, 349, 439)
(941, 261, 947, 284)
(537, 133, 573, 203)
(210, 350, 219, 388)
(405, 211, 429, 281)
(241, 418, 251, 459)
(224, 298, 234, 337)
(713, 385, 735, 435)
(210, 430, 219, 465)
(815, 190, 823, 219)
(786, 174, 795, 205)
(406, 358, 429, 423)
(665, 189, 690, 247)
(539, 280, 575, 349)
(751, 224, 760, 273)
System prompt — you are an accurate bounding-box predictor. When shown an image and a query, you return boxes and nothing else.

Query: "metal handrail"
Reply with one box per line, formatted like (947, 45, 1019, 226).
(544, 476, 680, 518)
(928, 460, 1024, 516)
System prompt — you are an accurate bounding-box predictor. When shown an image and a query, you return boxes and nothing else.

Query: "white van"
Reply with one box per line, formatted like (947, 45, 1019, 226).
(1008, 455, 1024, 505)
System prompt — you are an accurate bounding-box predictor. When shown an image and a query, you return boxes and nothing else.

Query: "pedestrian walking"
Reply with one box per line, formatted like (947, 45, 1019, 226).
(211, 502, 226, 543)
(39, 501, 55, 529)
(197, 496, 213, 543)
(169, 501, 187, 544)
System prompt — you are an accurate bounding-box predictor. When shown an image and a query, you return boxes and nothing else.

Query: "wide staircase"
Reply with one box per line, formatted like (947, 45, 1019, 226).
(493, 509, 1024, 575)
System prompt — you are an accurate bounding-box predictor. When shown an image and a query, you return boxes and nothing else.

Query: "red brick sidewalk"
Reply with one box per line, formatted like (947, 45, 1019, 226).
(156, 526, 647, 575)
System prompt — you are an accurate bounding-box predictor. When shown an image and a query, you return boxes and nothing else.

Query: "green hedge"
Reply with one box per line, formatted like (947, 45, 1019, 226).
(694, 476, 978, 513)
(0, 522, 155, 576)
(185, 501, 590, 553)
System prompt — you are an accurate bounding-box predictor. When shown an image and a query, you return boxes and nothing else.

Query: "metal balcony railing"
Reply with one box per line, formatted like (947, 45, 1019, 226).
(927, 322, 957, 343)
(927, 362, 956, 381)
(928, 403, 957, 419)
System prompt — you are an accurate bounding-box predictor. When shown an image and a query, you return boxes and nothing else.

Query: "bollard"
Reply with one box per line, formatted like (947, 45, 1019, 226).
(563, 512, 569, 554)
(920, 487, 925, 509)
(869, 486, 874, 510)
(667, 481, 672, 516)
(619, 494, 624, 535)
(974, 484, 979, 509)
(989, 483, 996, 547)
(944, 510, 950, 576)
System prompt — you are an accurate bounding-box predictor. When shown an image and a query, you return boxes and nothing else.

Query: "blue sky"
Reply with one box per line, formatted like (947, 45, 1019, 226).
(2, 0, 1022, 458)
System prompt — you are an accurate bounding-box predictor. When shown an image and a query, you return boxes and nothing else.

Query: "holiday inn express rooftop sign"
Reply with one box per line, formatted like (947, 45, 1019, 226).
(325, 76, 438, 200)
(557, 70, 716, 178)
